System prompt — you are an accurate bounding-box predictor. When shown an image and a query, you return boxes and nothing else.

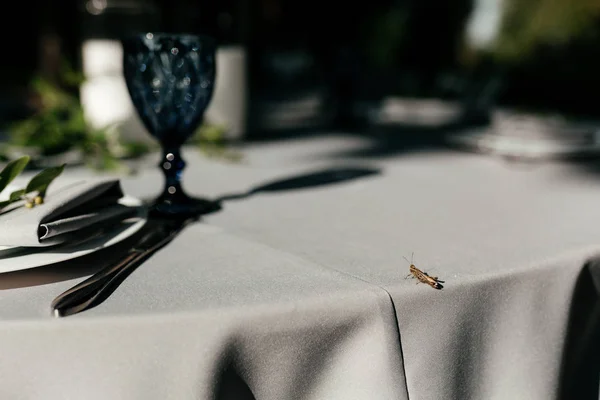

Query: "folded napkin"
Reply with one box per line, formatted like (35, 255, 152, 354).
(0, 178, 138, 247)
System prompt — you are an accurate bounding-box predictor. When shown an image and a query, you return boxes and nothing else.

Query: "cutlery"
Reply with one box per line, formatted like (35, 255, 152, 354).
(51, 214, 197, 317)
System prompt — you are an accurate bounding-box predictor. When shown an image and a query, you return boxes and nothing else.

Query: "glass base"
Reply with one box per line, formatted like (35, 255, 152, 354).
(150, 191, 221, 218)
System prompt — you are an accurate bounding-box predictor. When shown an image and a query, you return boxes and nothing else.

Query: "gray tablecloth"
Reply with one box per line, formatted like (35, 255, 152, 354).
(1, 134, 599, 399)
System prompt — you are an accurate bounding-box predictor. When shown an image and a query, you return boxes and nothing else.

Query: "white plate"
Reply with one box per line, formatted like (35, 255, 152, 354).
(0, 196, 147, 274)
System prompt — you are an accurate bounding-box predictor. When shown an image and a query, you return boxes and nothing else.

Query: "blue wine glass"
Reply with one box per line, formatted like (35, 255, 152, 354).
(122, 32, 218, 216)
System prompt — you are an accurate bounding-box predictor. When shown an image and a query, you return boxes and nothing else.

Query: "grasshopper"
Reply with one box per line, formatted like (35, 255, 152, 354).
(403, 252, 444, 290)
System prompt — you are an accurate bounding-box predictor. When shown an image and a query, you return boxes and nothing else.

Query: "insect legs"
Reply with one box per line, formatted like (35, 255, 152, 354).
(402, 252, 445, 290)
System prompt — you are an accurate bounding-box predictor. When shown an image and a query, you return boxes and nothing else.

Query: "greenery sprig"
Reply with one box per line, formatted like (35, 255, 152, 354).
(4, 60, 243, 171)
(5, 68, 150, 173)
(192, 123, 244, 163)
(0, 156, 65, 211)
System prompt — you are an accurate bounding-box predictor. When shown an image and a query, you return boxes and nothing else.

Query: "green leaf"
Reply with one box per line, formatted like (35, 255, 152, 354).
(0, 189, 26, 210)
(9, 189, 25, 201)
(0, 156, 30, 195)
(25, 164, 66, 198)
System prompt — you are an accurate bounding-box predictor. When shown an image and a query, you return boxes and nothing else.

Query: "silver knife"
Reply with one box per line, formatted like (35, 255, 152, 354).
(51, 215, 197, 317)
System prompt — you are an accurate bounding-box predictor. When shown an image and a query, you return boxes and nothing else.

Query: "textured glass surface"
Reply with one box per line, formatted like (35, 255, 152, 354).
(122, 33, 216, 147)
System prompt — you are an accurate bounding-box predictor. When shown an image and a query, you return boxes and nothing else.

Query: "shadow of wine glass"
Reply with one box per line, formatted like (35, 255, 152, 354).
(173, 165, 382, 217)
(214, 165, 382, 203)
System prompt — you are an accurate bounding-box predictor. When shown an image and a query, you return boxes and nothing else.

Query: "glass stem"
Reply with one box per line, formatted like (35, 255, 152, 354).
(159, 147, 187, 201)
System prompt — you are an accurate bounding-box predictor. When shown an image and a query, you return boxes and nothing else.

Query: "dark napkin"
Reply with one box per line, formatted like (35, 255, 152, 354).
(0, 178, 138, 247)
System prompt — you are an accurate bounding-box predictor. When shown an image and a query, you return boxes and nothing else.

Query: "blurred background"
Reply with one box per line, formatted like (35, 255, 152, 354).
(1, 0, 600, 169)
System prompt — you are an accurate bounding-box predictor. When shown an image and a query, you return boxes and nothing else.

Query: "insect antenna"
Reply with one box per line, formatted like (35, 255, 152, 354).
(402, 255, 411, 265)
